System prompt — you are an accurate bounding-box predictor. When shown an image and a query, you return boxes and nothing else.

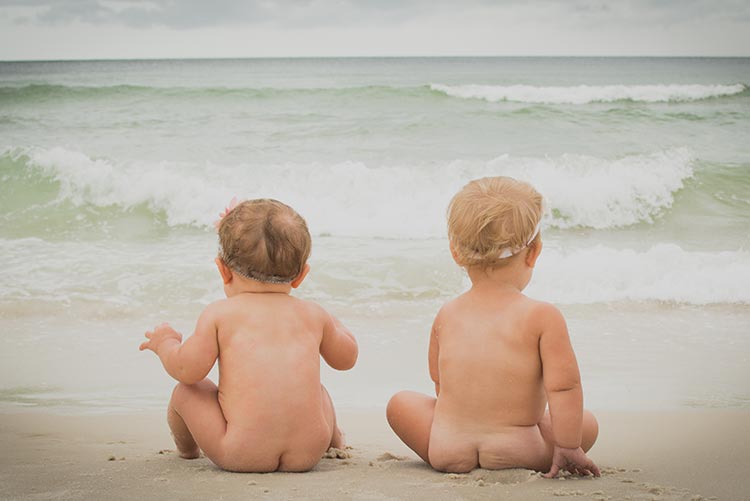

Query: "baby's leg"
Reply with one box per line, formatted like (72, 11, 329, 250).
(581, 410, 599, 452)
(321, 385, 344, 449)
(167, 379, 227, 461)
(386, 391, 436, 463)
(538, 409, 599, 453)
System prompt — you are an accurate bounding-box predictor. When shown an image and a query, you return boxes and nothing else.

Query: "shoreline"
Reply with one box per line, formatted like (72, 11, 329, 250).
(1, 409, 748, 500)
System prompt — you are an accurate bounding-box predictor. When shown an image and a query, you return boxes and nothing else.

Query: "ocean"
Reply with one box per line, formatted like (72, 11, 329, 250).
(0, 57, 748, 413)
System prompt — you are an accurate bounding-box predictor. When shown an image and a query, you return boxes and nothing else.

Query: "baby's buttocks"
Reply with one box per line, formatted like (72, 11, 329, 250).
(427, 426, 480, 473)
(428, 420, 551, 473)
(475, 425, 551, 471)
(220, 416, 331, 472)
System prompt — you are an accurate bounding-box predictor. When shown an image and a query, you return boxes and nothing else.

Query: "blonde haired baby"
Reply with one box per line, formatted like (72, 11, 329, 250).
(387, 176, 600, 477)
(140, 198, 358, 472)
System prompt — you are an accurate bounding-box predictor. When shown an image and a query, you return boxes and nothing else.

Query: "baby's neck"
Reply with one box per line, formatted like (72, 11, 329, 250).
(466, 264, 529, 293)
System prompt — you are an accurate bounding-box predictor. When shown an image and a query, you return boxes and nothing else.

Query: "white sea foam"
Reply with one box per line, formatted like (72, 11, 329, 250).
(430, 83, 746, 104)
(14, 146, 696, 236)
(20, 147, 230, 228)
(526, 244, 750, 304)
(482, 149, 695, 229)
(315, 241, 750, 306)
(2, 237, 749, 306)
(0, 235, 216, 312)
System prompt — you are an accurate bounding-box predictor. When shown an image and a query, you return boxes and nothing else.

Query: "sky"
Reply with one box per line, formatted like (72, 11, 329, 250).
(1, 0, 749, 60)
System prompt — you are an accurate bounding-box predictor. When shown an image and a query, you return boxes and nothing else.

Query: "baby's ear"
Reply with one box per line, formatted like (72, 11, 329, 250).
(525, 238, 543, 268)
(291, 263, 311, 289)
(449, 241, 461, 264)
(215, 258, 233, 284)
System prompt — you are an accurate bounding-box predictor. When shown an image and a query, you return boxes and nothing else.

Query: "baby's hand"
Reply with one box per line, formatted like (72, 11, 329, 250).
(543, 445, 601, 478)
(139, 322, 182, 353)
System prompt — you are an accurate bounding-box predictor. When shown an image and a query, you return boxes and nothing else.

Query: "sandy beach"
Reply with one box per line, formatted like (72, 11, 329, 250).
(1, 408, 748, 500)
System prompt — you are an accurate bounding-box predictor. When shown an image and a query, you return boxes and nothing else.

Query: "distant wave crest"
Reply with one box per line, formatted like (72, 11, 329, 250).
(2, 82, 745, 105)
(430, 83, 747, 104)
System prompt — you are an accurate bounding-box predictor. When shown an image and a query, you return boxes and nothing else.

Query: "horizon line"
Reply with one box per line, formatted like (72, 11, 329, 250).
(2, 54, 750, 63)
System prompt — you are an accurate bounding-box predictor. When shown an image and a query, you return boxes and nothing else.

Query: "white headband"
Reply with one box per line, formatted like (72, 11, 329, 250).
(218, 246, 296, 284)
(495, 221, 542, 259)
(229, 266, 295, 285)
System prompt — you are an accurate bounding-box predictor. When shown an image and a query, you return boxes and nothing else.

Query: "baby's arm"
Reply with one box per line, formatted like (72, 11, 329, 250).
(319, 308, 358, 371)
(538, 303, 600, 477)
(428, 313, 441, 396)
(139, 304, 220, 385)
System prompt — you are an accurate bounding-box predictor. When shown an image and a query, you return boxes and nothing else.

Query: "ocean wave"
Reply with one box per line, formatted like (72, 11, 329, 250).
(0, 235, 215, 312)
(430, 83, 748, 104)
(2, 237, 749, 306)
(311, 242, 750, 306)
(5, 82, 745, 106)
(529, 244, 750, 305)
(0, 83, 423, 103)
(0, 83, 150, 101)
(1, 146, 697, 236)
(485, 149, 695, 229)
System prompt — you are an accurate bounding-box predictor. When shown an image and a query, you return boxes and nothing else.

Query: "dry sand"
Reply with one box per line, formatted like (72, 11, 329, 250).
(0, 409, 748, 500)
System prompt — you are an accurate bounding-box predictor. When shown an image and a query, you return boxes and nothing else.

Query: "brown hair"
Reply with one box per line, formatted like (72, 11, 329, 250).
(217, 199, 311, 283)
(447, 176, 543, 269)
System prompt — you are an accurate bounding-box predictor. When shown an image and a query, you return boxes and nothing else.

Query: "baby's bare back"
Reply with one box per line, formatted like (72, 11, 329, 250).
(214, 294, 332, 463)
(430, 290, 551, 470)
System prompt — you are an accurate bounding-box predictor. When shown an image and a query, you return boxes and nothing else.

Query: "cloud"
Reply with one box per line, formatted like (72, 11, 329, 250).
(3, 0, 262, 29)
(0, 0, 748, 58)
(0, 0, 443, 29)
(3, 0, 748, 31)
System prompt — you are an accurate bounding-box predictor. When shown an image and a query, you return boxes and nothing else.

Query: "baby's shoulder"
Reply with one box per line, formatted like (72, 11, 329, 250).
(287, 297, 329, 323)
(523, 298, 567, 332)
(197, 298, 227, 316)
(203, 297, 236, 315)
(521, 295, 557, 312)
(434, 296, 463, 322)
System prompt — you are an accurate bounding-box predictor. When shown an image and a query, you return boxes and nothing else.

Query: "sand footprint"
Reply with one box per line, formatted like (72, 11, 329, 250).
(368, 451, 408, 467)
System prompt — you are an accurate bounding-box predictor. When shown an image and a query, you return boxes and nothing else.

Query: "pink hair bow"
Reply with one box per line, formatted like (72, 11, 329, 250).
(214, 196, 239, 230)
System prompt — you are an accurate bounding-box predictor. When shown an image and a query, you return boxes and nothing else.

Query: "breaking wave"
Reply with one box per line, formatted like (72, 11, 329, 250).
(430, 83, 747, 104)
(0, 146, 701, 236)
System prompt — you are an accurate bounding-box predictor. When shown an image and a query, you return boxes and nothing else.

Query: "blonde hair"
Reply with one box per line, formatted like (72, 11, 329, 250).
(448, 176, 543, 269)
(218, 199, 311, 284)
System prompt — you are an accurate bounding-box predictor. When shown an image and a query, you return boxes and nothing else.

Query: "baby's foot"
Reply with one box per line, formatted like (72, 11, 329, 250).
(330, 426, 345, 450)
(177, 446, 200, 460)
(169, 431, 201, 459)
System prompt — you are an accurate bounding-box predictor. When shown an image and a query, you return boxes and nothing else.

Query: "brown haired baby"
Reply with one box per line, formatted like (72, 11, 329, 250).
(140, 199, 358, 472)
(387, 176, 600, 478)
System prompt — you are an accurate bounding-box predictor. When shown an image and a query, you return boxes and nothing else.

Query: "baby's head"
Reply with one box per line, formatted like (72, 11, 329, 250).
(448, 176, 543, 270)
(217, 199, 311, 284)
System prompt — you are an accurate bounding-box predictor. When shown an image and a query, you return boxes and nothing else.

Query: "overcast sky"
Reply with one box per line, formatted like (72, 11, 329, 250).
(1, 0, 749, 60)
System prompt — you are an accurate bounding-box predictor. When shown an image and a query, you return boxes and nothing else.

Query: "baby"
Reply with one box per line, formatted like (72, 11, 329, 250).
(386, 177, 600, 478)
(140, 198, 358, 472)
